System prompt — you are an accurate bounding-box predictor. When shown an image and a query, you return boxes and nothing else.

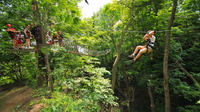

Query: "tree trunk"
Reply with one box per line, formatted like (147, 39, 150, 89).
(147, 81, 155, 112)
(163, 0, 178, 112)
(44, 48, 53, 92)
(111, 0, 135, 90)
(36, 36, 46, 86)
(32, 0, 47, 87)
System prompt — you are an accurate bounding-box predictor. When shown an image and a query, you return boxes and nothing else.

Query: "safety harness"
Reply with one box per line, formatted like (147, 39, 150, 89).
(145, 38, 154, 60)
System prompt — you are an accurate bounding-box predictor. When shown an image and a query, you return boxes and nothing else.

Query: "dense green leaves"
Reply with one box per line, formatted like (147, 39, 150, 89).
(90, 0, 200, 111)
(0, 0, 199, 111)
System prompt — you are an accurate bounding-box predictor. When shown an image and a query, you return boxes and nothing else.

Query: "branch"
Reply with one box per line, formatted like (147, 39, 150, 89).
(175, 61, 200, 88)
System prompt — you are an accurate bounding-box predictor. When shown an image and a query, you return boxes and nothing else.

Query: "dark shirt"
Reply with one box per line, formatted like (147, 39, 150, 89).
(31, 26, 40, 38)
(25, 28, 31, 37)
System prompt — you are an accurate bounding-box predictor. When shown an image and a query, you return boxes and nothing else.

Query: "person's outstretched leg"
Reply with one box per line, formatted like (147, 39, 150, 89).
(129, 46, 144, 58)
(133, 47, 147, 62)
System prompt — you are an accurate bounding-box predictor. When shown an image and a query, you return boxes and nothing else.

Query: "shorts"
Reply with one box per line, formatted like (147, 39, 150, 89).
(25, 35, 31, 39)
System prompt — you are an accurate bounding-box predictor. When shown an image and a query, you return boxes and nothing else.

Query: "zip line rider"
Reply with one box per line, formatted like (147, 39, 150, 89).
(128, 30, 156, 62)
(6, 24, 20, 49)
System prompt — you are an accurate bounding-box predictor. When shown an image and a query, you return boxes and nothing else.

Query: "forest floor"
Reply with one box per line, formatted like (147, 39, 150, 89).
(0, 86, 43, 112)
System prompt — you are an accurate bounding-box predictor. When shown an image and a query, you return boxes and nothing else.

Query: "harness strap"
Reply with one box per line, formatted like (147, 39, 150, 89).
(149, 42, 154, 44)
(146, 39, 154, 53)
(145, 37, 154, 60)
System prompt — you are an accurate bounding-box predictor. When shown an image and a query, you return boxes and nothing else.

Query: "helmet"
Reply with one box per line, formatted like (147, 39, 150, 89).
(7, 24, 11, 27)
(149, 30, 155, 35)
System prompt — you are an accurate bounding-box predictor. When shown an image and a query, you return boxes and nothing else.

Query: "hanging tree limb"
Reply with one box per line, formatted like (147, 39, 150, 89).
(175, 61, 200, 88)
(111, 0, 135, 90)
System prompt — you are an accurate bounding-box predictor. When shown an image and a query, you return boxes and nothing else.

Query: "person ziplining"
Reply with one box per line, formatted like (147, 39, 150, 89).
(128, 30, 156, 62)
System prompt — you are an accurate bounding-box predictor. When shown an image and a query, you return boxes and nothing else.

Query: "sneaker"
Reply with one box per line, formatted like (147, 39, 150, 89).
(128, 54, 135, 58)
(130, 59, 136, 64)
(133, 58, 136, 63)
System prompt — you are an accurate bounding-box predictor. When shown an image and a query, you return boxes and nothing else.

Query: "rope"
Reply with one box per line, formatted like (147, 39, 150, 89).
(61, 39, 111, 56)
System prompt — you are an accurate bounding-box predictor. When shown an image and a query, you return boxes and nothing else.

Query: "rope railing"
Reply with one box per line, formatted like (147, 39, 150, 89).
(40, 38, 112, 56)
(12, 39, 111, 56)
(61, 39, 111, 56)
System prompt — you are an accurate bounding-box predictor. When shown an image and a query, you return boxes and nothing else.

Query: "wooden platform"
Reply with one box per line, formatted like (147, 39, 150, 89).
(11, 48, 36, 52)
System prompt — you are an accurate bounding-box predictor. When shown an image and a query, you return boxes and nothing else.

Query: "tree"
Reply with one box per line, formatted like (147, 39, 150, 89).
(31, 0, 81, 89)
(32, 0, 47, 87)
(163, 0, 178, 112)
(111, 0, 135, 90)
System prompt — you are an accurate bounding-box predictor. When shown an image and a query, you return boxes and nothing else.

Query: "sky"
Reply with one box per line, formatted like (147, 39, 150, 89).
(78, 0, 112, 18)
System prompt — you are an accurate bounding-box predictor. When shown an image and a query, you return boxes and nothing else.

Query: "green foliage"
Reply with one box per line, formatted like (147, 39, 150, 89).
(90, 0, 200, 111)
(178, 105, 200, 112)
(0, 0, 199, 111)
(42, 92, 89, 112)
(42, 57, 118, 111)
(0, 76, 14, 86)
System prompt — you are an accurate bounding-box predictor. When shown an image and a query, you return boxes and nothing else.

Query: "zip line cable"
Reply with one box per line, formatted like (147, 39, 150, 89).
(98, 27, 199, 33)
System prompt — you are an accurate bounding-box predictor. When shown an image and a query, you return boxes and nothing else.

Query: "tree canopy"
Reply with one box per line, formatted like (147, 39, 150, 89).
(0, 0, 200, 112)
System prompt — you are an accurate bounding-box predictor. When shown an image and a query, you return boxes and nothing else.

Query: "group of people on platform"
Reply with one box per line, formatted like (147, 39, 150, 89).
(6, 23, 64, 49)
